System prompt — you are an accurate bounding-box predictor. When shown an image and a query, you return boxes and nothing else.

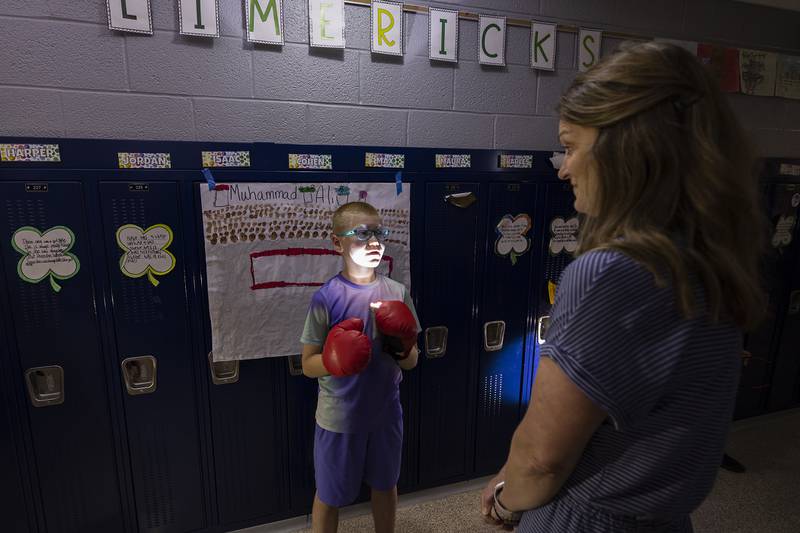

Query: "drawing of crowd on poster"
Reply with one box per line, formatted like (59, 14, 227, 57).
(201, 182, 411, 361)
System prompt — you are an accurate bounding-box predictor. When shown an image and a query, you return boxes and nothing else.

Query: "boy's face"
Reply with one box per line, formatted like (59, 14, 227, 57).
(333, 214, 386, 270)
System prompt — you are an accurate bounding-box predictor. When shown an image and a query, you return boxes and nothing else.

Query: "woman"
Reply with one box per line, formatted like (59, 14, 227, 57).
(481, 41, 765, 532)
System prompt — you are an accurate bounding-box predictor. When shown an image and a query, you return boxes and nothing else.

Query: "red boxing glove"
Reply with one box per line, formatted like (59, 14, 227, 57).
(322, 318, 372, 377)
(374, 301, 418, 360)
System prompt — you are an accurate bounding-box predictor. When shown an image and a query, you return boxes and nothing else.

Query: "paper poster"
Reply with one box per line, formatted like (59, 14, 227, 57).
(739, 49, 777, 96)
(179, 0, 220, 37)
(495, 214, 531, 265)
(549, 216, 579, 255)
(245, 0, 284, 45)
(371, 1, 403, 56)
(106, 0, 153, 34)
(309, 0, 345, 48)
(531, 23, 556, 71)
(117, 224, 176, 286)
(201, 182, 411, 360)
(429, 8, 458, 63)
(697, 44, 740, 93)
(578, 29, 602, 72)
(479, 15, 506, 66)
(776, 55, 800, 100)
(12, 226, 80, 293)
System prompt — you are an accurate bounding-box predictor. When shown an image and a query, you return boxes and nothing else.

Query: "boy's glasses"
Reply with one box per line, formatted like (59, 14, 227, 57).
(335, 225, 390, 243)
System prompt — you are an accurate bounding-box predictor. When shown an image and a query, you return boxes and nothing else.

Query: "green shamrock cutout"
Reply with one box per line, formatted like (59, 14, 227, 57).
(12, 226, 80, 293)
(116, 224, 176, 286)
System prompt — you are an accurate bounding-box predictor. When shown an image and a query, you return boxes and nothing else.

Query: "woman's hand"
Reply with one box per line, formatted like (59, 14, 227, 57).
(480, 472, 514, 530)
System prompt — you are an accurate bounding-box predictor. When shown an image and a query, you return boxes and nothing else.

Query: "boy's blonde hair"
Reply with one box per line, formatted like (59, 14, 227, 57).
(332, 202, 381, 234)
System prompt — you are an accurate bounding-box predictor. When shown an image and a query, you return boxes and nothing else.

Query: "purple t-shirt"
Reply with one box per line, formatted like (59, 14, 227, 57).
(300, 274, 420, 433)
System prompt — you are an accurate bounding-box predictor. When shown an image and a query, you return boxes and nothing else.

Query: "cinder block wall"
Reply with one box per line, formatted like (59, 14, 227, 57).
(1, 0, 798, 155)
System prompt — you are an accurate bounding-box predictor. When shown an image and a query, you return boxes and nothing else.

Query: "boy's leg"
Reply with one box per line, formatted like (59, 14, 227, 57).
(312, 492, 339, 533)
(364, 416, 403, 533)
(370, 486, 398, 533)
(312, 424, 367, 531)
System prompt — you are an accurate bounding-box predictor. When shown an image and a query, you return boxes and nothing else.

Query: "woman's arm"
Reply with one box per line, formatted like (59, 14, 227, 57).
(498, 356, 607, 511)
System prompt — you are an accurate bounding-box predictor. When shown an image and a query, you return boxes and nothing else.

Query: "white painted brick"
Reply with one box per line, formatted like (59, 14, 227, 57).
(307, 105, 407, 146)
(194, 97, 306, 142)
(127, 31, 253, 97)
(0, 18, 127, 90)
(408, 110, 493, 148)
(360, 53, 454, 110)
(0, 87, 64, 136)
(62, 92, 195, 140)
(454, 62, 537, 115)
(495, 114, 560, 150)
(253, 44, 359, 104)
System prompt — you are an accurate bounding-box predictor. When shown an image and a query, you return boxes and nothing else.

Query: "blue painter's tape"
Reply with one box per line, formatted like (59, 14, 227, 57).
(395, 171, 402, 195)
(202, 168, 216, 190)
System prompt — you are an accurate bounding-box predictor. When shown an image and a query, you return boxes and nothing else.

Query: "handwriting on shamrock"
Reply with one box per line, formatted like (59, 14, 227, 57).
(117, 224, 176, 286)
(495, 214, 532, 265)
(12, 226, 80, 292)
(549, 217, 579, 255)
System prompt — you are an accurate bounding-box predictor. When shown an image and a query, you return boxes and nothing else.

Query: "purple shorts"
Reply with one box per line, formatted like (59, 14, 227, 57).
(313, 419, 403, 508)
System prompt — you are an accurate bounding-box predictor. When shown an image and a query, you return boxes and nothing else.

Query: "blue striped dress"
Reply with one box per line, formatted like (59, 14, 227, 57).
(520, 249, 742, 533)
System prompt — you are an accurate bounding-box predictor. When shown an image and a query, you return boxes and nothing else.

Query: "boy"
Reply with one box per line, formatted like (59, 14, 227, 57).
(300, 201, 420, 533)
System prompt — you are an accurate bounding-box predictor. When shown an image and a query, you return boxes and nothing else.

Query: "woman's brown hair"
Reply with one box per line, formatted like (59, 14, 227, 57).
(558, 40, 766, 330)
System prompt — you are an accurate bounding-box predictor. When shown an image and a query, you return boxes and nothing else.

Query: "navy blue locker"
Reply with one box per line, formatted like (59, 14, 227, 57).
(525, 182, 577, 408)
(737, 182, 800, 418)
(417, 181, 484, 487)
(768, 243, 800, 411)
(474, 182, 537, 475)
(766, 182, 800, 412)
(98, 180, 207, 532)
(0, 344, 34, 533)
(0, 180, 125, 533)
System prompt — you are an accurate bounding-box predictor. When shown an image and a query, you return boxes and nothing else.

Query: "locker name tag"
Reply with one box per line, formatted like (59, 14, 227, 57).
(129, 183, 149, 192)
(288, 154, 333, 170)
(118, 152, 171, 169)
(435, 154, 471, 168)
(25, 183, 48, 193)
(499, 154, 533, 169)
(365, 152, 405, 169)
(202, 151, 251, 168)
(1, 143, 61, 162)
(779, 163, 800, 176)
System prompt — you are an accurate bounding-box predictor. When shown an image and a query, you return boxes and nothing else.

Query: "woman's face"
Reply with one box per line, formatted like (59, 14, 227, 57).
(557, 120, 600, 216)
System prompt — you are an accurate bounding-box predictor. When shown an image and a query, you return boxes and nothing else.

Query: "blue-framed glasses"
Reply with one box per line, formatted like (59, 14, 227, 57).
(335, 225, 390, 243)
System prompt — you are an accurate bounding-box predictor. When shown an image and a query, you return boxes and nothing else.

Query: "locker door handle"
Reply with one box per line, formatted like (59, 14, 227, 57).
(424, 326, 448, 358)
(483, 321, 506, 352)
(444, 192, 476, 208)
(121, 356, 157, 395)
(288, 354, 304, 376)
(208, 352, 239, 385)
(536, 316, 551, 345)
(24, 366, 64, 407)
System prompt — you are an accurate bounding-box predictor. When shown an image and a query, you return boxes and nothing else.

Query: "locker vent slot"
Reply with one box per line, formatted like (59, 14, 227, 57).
(111, 197, 162, 324)
(481, 373, 503, 419)
(136, 424, 177, 529)
(7, 198, 61, 330)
